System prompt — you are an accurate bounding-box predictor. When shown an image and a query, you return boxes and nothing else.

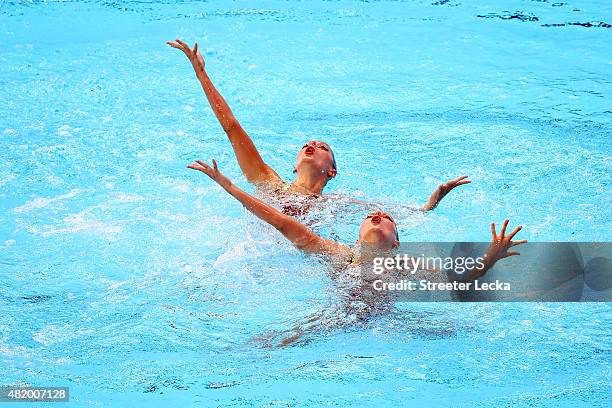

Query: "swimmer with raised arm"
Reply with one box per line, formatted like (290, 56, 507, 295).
(167, 38, 335, 196)
(168, 39, 471, 212)
(188, 159, 526, 272)
(189, 159, 526, 345)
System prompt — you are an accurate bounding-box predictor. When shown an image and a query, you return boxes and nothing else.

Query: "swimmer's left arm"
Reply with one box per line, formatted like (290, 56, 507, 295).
(422, 175, 471, 211)
(188, 160, 352, 259)
(327, 175, 470, 213)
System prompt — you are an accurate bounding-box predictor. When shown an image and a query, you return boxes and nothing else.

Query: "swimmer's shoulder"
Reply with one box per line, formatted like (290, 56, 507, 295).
(322, 241, 353, 263)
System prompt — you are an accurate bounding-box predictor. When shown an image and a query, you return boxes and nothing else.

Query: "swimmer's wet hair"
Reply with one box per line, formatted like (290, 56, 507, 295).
(392, 219, 400, 241)
(386, 213, 400, 241)
(325, 145, 337, 181)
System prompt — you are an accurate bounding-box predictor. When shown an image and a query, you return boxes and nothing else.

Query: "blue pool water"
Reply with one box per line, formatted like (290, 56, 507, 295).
(1, 0, 611, 406)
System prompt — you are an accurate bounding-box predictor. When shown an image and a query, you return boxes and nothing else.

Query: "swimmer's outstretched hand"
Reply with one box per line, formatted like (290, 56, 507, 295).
(187, 159, 232, 190)
(422, 175, 472, 211)
(484, 219, 528, 264)
(167, 38, 205, 73)
(463, 219, 527, 280)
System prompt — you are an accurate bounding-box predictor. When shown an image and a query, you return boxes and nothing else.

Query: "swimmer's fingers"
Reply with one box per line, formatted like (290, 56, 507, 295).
(167, 40, 187, 53)
(511, 239, 528, 247)
(195, 46, 205, 67)
(507, 225, 523, 241)
(195, 160, 223, 181)
(500, 219, 509, 238)
(166, 40, 183, 49)
(187, 163, 207, 174)
(195, 160, 213, 172)
(491, 223, 498, 240)
(175, 38, 189, 50)
(173, 38, 194, 57)
(188, 160, 214, 177)
(451, 175, 469, 184)
(450, 175, 471, 187)
(187, 162, 208, 172)
(504, 251, 521, 258)
(443, 175, 471, 191)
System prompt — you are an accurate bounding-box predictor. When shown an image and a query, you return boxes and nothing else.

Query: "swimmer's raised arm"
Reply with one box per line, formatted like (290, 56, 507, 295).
(449, 219, 527, 282)
(422, 175, 471, 211)
(188, 159, 351, 258)
(168, 39, 283, 187)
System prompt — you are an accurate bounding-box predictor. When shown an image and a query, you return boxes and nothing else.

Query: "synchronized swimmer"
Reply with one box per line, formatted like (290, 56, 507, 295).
(187, 159, 526, 345)
(167, 38, 471, 214)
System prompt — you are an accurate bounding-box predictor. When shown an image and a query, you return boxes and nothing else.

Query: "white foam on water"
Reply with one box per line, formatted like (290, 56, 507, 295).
(0, 174, 17, 186)
(114, 192, 145, 203)
(53, 357, 72, 365)
(26, 210, 122, 237)
(46, 175, 64, 185)
(213, 239, 268, 268)
(57, 124, 72, 136)
(155, 210, 189, 222)
(33, 324, 95, 346)
(100, 277, 128, 291)
(157, 177, 192, 193)
(12, 189, 81, 213)
(0, 343, 32, 358)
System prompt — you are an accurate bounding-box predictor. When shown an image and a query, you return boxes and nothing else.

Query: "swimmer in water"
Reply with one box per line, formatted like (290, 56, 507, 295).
(188, 159, 527, 345)
(167, 38, 335, 197)
(168, 39, 471, 214)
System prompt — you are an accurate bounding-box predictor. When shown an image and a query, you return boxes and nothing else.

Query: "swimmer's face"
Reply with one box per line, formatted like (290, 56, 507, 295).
(357, 211, 400, 249)
(294, 140, 337, 181)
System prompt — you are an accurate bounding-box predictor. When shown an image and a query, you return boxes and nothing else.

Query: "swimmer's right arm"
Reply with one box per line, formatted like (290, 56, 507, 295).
(187, 159, 352, 258)
(168, 39, 283, 187)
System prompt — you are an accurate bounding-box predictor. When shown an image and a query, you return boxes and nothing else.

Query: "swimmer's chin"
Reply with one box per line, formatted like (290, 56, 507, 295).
(295, 156, 320, 168)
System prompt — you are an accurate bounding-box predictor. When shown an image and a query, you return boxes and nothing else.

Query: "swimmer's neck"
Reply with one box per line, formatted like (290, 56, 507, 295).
(350, 245, 396, 265)
(288, 171, 328, 196)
